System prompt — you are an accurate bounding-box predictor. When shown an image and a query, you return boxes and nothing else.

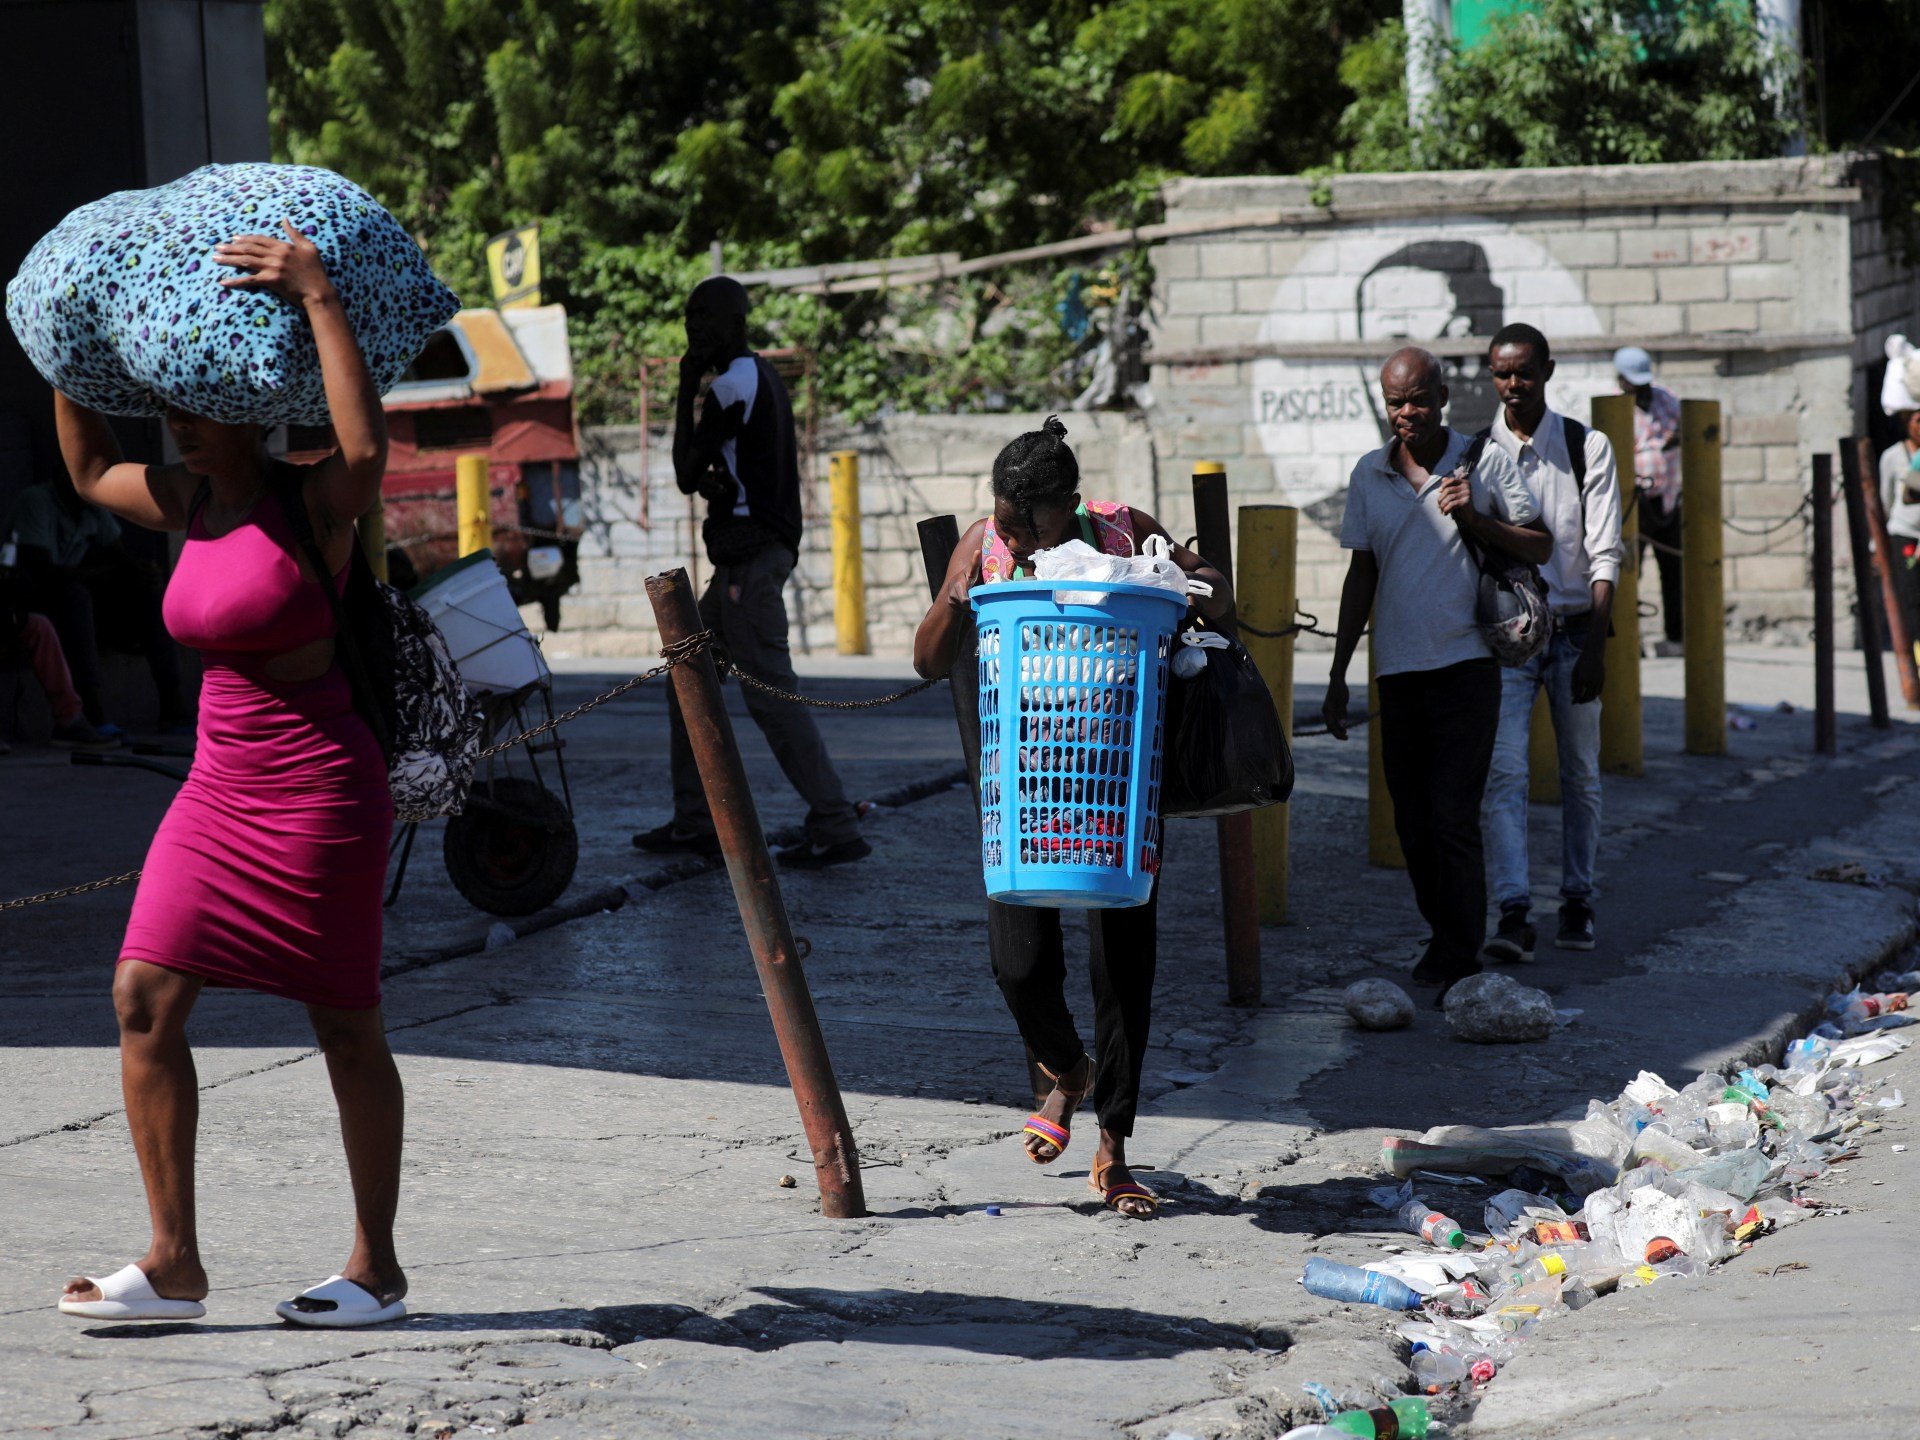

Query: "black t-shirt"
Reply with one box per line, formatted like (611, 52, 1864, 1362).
(695, 354, 804, 563)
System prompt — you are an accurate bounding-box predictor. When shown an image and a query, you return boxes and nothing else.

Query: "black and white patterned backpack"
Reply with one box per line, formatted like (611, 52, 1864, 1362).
(275, 470, 483, 821)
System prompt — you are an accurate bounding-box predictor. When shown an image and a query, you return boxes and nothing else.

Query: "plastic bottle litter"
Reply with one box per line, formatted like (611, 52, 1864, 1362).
(1785, 1036, 1833, 1071)
(1483, 1189, 1564, 1237)
(1302, 1256, 1424, 1311)
(1329, 1397, 1430, 1439)
(1409, 1345, 1499, 1392)
(1368, 1180, 1466, 1248)
(1531, 1218, 1590, 1244)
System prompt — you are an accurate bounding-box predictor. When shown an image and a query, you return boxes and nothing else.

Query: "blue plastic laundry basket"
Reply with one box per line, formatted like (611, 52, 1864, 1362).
(971, 579, 1186, 908)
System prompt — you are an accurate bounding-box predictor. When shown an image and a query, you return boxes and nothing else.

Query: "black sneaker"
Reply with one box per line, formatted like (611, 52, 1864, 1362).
(1483, 907, 1536, 964)
(776, 837, 872, 870)
(631, 822, 721, 856)
(1556, 899, 1596, 952)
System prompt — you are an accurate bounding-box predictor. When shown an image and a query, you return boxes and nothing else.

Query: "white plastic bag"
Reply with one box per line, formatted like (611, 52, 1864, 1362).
(1173, 627, 1231, 678)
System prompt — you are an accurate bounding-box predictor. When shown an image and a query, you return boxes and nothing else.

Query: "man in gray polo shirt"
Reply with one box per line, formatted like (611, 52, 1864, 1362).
(1322, 346, 1550, 996)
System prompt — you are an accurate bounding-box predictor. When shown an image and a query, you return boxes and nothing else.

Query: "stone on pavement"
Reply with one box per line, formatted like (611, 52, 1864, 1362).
(1444, 972, 1557, 1044)
(1342, 979, 1416, 1032)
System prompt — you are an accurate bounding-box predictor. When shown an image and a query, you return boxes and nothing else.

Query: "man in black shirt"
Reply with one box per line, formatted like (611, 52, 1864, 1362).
(634, 277, 867, 868)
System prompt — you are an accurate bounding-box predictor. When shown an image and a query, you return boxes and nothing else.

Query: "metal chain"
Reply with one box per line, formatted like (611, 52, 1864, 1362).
(1723, 497, 1812, 537)
(474, 633, 713, 759)
(1, 631, 941, 912)
(1239, 606, 1333, 641)
(726, 665, 942, 709)
(0, 869, 146, 913)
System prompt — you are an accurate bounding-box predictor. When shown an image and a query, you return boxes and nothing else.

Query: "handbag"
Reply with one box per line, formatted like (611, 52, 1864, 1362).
(1456, 434, 1552, 668)
(273, 468, 484, 822)
(1160, 629, 1294, 818)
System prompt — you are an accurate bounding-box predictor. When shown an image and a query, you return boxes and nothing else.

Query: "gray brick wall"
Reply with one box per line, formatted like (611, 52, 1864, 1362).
(1146, 155, 1889, 644)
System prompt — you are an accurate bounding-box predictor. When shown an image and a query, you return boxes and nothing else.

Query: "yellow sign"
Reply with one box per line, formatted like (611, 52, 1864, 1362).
(485, 224, 541, 309)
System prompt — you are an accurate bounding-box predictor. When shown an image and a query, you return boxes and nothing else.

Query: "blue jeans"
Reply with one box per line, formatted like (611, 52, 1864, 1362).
(1484, 628, 1602, 915)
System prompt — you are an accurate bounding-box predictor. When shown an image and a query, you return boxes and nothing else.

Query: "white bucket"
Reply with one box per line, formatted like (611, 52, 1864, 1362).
(413, 551, 549, 694)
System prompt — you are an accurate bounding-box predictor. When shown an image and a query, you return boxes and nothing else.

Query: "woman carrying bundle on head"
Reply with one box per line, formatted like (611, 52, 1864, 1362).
(51, 223, 408, 1328)
(913, 416, 1233, 1219)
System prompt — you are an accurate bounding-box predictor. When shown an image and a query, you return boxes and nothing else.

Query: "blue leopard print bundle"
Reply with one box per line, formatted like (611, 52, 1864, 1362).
(5, 163, 459, 425)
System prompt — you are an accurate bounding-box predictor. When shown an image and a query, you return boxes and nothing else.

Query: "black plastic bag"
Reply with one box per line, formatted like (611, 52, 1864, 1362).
(1160, 636, 1293, 818)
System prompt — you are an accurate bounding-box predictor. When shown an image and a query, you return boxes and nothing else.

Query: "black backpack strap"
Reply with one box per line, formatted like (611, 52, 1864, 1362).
(1563, 417, 1590, 523)
(271, 465, 391, 759)
(1464, 428, 1493, 471)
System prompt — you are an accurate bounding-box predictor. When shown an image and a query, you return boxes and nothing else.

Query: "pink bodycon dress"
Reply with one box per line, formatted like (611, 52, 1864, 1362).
(120, 475, 392, 1009)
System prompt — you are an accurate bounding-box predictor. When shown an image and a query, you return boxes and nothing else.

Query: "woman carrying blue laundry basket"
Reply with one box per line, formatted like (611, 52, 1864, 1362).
(914, 417, 1233, 1218)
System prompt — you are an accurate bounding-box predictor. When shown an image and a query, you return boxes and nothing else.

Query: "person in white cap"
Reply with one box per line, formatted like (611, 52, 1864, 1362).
(1614, 346, 1684, 657)
(1877, 335, 1920, 654)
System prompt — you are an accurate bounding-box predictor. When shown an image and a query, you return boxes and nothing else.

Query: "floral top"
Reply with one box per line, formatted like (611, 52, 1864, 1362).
(1631, 383, 1682, 507)
(979, 500, 1135, 583)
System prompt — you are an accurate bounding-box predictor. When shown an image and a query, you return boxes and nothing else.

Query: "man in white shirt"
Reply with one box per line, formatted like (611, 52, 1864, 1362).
(1323, 346, 1551, 998)
(632, 277, 866, 869)
(1477, 325, 1625, 960)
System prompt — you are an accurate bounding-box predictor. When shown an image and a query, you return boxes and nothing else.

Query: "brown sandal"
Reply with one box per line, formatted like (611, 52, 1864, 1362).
(1021, 1056, 1093, 1164)
(1090, 1156, 1159, 1218)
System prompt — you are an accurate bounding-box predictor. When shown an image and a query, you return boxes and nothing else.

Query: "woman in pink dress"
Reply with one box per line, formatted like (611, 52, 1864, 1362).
(54, 222, 407, 1328)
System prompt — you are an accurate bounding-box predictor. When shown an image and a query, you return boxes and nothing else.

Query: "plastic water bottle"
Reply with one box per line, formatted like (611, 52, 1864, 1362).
(1391, 1196, 1466, 1249)
(1409, 1347, 1497, 1392)
(1785, 1036, 1832, 1071)
(1329, 1397, 1430, 1439)
(1302, 1257, 1423, 1311)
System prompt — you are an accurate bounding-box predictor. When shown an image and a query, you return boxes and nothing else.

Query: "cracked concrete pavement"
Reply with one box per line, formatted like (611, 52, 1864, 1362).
(3, 645, 1919, 1439)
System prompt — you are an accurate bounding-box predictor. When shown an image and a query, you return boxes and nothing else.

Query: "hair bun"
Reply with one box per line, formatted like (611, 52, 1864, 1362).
(1041, 415, 1068, 441)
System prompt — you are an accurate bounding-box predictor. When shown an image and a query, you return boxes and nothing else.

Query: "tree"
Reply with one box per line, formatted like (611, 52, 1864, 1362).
(1336, 0, 1798, 172)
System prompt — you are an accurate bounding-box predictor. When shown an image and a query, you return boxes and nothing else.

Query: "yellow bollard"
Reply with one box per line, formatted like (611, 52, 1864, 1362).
(359, 488, 388, 584)
(1368, 642, 1405, 869)
(1591, 393, 1643, 776)
(829, 450, 870, 655)
(456, 454, 492, 557)
(1238, 504, 1296, 922)
(1681, 400, 1726, 756)
(1529, 690, 1559, 803)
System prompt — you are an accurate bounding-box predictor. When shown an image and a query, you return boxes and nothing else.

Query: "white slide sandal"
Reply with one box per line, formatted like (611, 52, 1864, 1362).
(275, 1275, 407, 1329)
(58, 1264, 206, 1321)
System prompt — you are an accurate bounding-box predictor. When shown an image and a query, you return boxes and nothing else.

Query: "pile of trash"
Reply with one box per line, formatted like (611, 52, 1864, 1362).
(1277, 969, 1918, 1439)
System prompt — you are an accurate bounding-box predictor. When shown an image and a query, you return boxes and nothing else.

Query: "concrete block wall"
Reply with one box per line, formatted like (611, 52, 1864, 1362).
(545, 156, 1916, 662)
(1147, 156, 1886, 644)
(547, 412, 1156, 661)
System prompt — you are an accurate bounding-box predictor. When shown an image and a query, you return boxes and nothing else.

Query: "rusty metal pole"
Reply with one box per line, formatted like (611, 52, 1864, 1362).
(1856, 436, 1920, 709)
(1812, 454, 1836, 755)
(917, 516, 1051, 1108)
(1191, 464, 1261, 1007)
(1839, 440, 1894, 730)
(645, 567, 867, 1218)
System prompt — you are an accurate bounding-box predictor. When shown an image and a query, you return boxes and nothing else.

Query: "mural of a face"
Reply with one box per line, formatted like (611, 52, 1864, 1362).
(1247, 219, 1609, 521)
(1356, 240, 1505, 439)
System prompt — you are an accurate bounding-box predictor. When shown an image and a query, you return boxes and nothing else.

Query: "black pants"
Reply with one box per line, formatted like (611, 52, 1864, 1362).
(666, 544, 860, 847)
(988, 884, 1157, 1137)
(1377, 658, 1501, 972)
(1639, 496, 1684, 644)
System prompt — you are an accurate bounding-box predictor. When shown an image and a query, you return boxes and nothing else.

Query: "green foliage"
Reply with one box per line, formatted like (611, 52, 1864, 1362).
(266, 0, 1799, 424)
(268, 0, 1394, 422)
(1335, 0, 1798, 172)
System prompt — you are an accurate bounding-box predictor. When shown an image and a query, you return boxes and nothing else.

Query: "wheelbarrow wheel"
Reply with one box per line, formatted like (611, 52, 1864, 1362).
(443, 775, 578, 917)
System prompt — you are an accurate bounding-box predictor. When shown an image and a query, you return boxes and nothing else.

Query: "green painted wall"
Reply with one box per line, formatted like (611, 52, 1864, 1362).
(1451, 0, 1528, 46)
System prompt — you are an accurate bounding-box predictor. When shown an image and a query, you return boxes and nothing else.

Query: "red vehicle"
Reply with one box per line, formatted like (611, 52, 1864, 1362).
(289, 304, 584, 627)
